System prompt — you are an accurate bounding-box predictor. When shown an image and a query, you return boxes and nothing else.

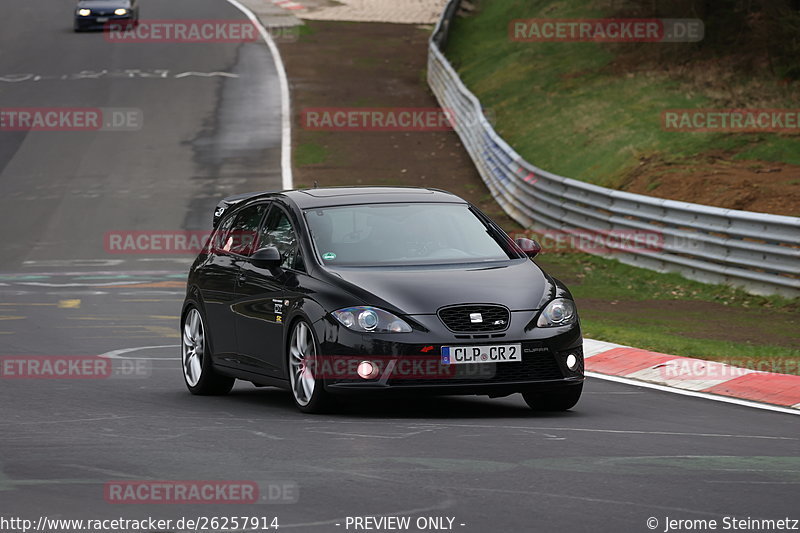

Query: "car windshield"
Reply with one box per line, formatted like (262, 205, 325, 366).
(304, 202, 514, 266)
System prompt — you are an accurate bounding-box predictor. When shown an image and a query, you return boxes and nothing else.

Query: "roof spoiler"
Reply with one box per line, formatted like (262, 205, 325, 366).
(212, 191, 271, 228)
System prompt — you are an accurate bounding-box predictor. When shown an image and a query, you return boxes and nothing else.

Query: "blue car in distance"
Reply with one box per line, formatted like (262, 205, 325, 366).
(74, 0, 139, 32)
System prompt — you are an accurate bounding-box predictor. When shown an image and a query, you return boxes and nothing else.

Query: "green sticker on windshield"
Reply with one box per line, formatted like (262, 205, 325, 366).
(322, 252, 336, 260)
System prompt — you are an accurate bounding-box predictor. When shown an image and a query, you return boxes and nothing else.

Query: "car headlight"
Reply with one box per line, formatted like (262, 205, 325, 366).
(114, 8, 128, 15)
(332, 306, 412, 333)
(536, 298, 577, 327)
(78, 8, 91, 16)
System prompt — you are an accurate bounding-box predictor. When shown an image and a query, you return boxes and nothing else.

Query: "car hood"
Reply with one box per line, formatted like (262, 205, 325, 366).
(327, 259, 554, 315)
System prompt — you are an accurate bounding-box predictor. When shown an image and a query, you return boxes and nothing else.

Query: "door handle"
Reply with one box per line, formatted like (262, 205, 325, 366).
(236, 273, 247, 286)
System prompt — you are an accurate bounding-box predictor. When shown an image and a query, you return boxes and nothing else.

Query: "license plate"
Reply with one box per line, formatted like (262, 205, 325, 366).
(441, 344, 522, 365)
(96, 17, 109, 22)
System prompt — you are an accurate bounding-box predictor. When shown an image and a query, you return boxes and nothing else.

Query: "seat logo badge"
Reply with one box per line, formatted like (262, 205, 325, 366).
(469, 313, 483, 323)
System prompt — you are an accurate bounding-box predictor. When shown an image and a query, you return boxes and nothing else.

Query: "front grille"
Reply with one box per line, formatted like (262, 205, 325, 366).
(438, 304, 510, 333)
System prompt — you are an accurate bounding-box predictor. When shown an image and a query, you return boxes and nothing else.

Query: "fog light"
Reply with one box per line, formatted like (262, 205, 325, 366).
(566, 353, 578, 371)
(357, 360, 379, 380)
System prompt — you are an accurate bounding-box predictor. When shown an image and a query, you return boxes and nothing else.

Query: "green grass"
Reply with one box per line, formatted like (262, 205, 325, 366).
(294, 141, 329, 166)
(535, 252, 795, 307)
(441, 1, 799, 366)
(734, 136, 800, 166)
(532, 252, 799, 367)
(581, 322, 799, 367)
(445, 1, 799, 188)
(296, 23, 315, 41)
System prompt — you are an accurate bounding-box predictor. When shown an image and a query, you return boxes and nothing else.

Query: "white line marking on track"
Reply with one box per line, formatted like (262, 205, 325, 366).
(251, 431, 284, 440)
(583, 338, 623, 357)
(99, 345, 178, 360)
(705, 480, 800, 484)
(587, 371, 800, 416)
(224, 0, 294, 190)
(19, 282, 145, 287)
(1, 269, 185, 276)
(64, 464, 143, 479)
(446, 486, 727, 517)
(0, 415, 134, 427)
(174, 71, 239, 78)
(308, 429, 436, 439)
(408, 423, 796, 440)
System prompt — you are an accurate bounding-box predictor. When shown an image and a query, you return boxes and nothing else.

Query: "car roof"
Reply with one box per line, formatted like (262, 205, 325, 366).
(288, 186, 467, 208)
(211, 187, 467, 227)
(243, 187, 465, 208)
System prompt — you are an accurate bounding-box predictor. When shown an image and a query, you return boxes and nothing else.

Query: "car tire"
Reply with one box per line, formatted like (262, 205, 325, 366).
(181, 304, 235, 396)
(287, 319, 334, 414)
(522, 384, 582, 411)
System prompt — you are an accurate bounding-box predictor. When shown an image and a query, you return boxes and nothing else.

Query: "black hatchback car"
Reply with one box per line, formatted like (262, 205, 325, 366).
(181, 187, 584, 413)
(74, 0, 138, 31)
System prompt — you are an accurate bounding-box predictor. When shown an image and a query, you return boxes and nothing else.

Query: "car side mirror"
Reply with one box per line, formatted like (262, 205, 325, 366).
(515, 237, 541, 258)
(250, 246, 282, 269)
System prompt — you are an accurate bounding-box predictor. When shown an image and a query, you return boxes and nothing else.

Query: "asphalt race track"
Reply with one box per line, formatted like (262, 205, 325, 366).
(0, 0, 283, 270)
(0, 1, 798, 532)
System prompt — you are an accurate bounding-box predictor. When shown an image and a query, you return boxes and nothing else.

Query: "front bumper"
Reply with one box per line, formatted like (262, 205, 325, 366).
(316, 310, 584, 396)
(74, 14, 135, 30)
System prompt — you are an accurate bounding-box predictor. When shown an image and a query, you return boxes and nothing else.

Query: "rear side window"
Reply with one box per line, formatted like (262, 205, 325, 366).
(217, 203, 268, 256)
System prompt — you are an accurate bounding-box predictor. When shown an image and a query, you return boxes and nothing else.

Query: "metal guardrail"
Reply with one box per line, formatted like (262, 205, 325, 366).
(427, 0, 800, 297)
